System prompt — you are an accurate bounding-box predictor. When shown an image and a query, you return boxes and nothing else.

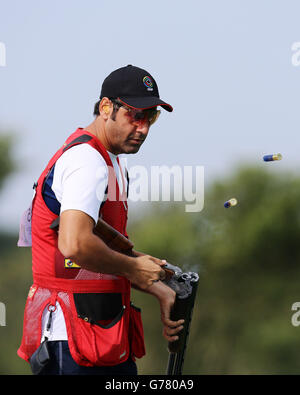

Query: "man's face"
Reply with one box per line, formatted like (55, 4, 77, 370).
(105, 103, 152, 155)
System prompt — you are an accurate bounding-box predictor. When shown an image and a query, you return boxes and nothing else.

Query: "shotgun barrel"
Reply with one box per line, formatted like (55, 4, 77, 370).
(165, 271, 199, 375)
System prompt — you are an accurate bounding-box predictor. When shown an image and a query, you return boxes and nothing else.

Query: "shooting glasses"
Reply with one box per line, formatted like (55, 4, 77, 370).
(112, 99, 161, 126)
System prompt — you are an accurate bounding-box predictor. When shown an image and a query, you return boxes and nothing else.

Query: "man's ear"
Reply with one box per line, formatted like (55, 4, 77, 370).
(99, 98, 112, 119)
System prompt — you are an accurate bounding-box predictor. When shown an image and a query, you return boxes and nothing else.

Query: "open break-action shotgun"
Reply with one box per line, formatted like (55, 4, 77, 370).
(51, 216, 199, 375)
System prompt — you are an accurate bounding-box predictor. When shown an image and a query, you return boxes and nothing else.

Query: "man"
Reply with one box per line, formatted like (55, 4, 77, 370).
(18, 65, 184, 375)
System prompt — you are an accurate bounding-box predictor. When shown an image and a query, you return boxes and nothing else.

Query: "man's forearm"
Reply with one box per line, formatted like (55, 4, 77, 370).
(132, 278, 174, 300)
(62, 231, 137, 278)
(60, 232, 165, 290)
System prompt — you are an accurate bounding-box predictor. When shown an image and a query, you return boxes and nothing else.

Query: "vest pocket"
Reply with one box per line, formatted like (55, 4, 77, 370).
(71, 293, 130, 366)
(74, 292, 123, 325)
(129, 303, 146, 359)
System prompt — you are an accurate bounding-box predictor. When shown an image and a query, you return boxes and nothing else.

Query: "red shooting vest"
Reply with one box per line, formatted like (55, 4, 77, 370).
(17, 128, 145, 366)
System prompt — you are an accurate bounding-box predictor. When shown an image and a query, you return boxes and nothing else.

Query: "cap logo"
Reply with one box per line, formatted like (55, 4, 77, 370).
(143, 76, 153, 91)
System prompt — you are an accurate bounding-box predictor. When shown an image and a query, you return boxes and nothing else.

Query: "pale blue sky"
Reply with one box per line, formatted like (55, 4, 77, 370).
(1, 0, 300, 231)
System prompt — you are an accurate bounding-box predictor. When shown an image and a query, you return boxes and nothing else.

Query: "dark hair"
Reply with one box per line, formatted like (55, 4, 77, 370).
(93, 100, 101, 116)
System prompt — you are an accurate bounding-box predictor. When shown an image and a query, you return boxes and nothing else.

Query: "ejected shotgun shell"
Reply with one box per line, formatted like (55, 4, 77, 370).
(263, 153, 282, 162)
(224, 198, 238, 208)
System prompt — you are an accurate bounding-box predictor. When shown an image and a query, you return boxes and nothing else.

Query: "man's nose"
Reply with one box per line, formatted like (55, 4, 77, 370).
(132, 119, 150, 134)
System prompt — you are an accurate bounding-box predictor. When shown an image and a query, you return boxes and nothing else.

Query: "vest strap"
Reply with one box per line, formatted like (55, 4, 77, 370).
(62, 134, 93, 153)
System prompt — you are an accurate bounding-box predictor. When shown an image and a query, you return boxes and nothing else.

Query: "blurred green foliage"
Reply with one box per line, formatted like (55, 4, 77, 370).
(131, 166, 300, 374)
(0, 239, 32, 374)
(0, 134, 15, 191)
(0, 134, 32, 374)
(1, 159, 300, 374)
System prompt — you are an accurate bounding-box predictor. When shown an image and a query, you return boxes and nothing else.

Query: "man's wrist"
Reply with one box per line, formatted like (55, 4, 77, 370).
(111, 251, 137, 279)
(144, 280, 171, 298)
(131, 250, 146, 257)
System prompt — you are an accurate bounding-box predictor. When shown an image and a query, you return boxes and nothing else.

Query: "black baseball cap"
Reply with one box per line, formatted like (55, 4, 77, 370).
(100, 65, 173, 112)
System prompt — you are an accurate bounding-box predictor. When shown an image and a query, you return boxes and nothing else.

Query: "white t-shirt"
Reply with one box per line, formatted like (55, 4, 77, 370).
(41, 143, 128, 341)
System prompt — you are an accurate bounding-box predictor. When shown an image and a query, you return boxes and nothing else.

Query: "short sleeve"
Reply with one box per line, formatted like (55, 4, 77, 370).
(52, 144, 108, 224)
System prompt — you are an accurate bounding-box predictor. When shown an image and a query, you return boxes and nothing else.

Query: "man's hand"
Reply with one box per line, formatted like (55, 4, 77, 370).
(144, 280, 185, 342)
(127, 255, 166, 290)
(160, 289, 184, 342)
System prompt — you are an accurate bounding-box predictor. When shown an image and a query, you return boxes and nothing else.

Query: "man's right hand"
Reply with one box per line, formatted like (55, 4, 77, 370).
(128, 255, 166, 290)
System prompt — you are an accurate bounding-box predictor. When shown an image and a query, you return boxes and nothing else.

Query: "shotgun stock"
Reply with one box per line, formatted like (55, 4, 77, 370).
(93, 218, 134, 255)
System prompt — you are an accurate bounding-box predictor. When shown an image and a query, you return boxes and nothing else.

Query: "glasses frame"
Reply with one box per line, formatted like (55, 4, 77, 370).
(110, 99, 161, 126)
